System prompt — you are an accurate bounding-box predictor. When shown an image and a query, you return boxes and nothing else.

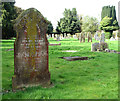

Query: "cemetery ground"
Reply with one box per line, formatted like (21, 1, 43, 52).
(2, 38, 118, 99)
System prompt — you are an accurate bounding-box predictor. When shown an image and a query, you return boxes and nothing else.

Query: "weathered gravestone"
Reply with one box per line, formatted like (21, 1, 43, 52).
(110, 37, 116, 41)
(100, 33, 105, 43)
(91, 32, 108, 52)
(12, 8, 50, 90)
(87, 32, 92, 42)
(79, 33, 85, 43)
(94, 32, 100, 41)
(57, 34, 60, 41)
(52, 34, 54, 38)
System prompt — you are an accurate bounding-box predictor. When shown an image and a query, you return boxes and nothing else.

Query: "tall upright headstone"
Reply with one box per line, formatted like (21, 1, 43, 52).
(87, 32, 92, 42)
(57, 34, 60, 41)
(79, 32, 85, 43)
(52, 34, 54, 38)
(100, 32, 105, 43)
(94, 32, 100, 41)
(12, 8, 50, 90)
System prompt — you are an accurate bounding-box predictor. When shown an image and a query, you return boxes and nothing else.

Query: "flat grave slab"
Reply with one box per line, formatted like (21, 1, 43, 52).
(59, 56, 89, 61)
(62, 50, 78, 52)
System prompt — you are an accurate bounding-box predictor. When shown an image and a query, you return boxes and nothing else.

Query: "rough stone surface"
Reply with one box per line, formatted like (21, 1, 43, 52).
(94, 33, 100, 41)
(110, 37, 116, 41)
(91, 42, 108, 52)
(60, 56, 88, 61)
(12, 8, 50, 90)
(100, 33, 105, 43)
(79, 33, 85, 43)
(57, 35, 60, 41)
(99, 42, 108, 50)
(91, 43, 99, 51)
(87, 32, 92, 42)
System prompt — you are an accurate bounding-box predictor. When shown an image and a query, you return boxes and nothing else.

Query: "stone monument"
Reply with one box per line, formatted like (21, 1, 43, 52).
(91, 31, 108, 52)
(12, 8, 51, 90)
(100, 32, 105, 43)
(87, 32, 92, 42)
(79, 32, 85, 43)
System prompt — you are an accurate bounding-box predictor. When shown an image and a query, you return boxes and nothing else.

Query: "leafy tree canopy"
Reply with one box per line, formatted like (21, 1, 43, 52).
(56, 8, 81, 34)
(82, 16, 99, 34)
(2, 2, 17, 39)
(100, 16, 119, 38)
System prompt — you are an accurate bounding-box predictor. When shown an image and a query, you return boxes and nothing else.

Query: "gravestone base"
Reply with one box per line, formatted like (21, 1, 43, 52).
(12, 71, 50, 90)
(60, 56, 88, 61)
(91, 42, 108, 52)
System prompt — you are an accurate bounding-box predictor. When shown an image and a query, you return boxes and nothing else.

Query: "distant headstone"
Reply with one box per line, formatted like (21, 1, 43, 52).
(100, 33, 105, 43)
(48, 34, 51, 38)
(12, 8, 50, 90)
(94, 32, 100, 41)
(67, 34, 71, 39)
(60, 34, 63, 40)
(52, 34, 54, 38)
(91, 43, 99, 51)
(64, 33, 67, 38)
(57, 34, 60, 41)
(110, 37, 116, 41)
(79, 33, 85, 43)
(115, 32, 118, 40)
(91, 42, 108, 52)
(87, 32, 92, 42)
(73, 35, 77, 39)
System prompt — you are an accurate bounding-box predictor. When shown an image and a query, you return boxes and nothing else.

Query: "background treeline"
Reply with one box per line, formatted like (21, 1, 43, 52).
(1, 1, 119, 39)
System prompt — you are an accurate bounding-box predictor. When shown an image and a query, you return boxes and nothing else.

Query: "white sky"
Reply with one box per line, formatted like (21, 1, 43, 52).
(15, 0, 119, 29)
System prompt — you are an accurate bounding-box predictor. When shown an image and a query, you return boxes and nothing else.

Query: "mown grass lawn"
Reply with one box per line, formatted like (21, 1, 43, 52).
(1, 38, 118, 99)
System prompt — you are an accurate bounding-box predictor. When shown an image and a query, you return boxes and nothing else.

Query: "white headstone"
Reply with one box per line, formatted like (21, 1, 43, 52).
(110, 37, 116, 41)
(100, 33, 105, 43)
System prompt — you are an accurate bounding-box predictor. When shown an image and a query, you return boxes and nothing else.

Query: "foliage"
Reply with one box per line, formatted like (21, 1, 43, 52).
(2, 2, 17, 39)
(56, 8, 81, 34)
(101, 5, 119, 38)
(101, 5, 117, 22)
(47, 21, 53, 34)
(82, 16, 99, 34)
(14, 6, 24, 17)
(100, 16, 119, 38)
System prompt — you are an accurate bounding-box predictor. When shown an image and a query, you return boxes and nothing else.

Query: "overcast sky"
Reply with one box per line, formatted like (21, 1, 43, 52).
(15, 0, 119, 29)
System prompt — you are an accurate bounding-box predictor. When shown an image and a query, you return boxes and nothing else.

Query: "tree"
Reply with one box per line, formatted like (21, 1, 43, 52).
(14, 6, 24, 17)
(82, 16, 99, 34)
(100, 16, 119, 38)
(56, 8, 81, 34)
(101, 6, 117, 21)
(44, 17, 53, 34)
(47, 21, 53, 34)
(2, 2, 17, 39)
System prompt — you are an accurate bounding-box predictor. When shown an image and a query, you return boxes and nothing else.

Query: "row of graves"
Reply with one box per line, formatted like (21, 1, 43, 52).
(94, 30, 119, 41)
(47, 30, 119, 42)
(12, 8, 119, 91)
(47, 32, 93, 42)
(92, 32, 118, 53)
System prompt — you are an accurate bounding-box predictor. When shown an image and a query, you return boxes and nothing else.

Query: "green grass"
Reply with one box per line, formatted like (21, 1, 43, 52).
(1, 38, 118, 99)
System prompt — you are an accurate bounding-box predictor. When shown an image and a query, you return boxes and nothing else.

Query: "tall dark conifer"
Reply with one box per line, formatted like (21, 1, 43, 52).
(101, 5, 117, 21)
(2, 2, 17, 39)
